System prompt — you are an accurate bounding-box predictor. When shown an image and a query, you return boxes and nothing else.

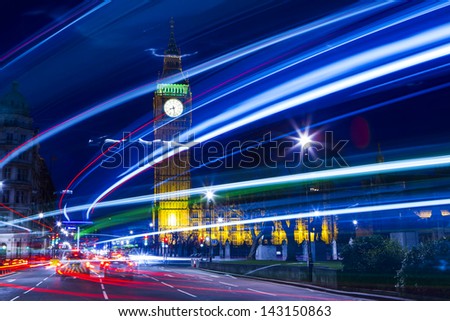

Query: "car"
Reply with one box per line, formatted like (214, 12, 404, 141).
(104, 259, 136, 280)
(56, 251, 91, 278)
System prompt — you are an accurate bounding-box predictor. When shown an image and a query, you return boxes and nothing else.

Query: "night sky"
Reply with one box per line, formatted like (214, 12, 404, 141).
(1, 1, 450, 234)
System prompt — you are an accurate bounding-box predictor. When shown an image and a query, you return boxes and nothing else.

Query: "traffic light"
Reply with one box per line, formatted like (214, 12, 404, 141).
(144, 235, 148, 246)
(163, 236, 168, 244)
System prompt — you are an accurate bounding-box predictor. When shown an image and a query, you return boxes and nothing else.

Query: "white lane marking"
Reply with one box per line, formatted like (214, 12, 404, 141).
(161, 282, 174, 288)
(24, 287, 35, 294)
(304, 288, 317, 292)
(219, 281, 238, 287)
(177, 289, 197, 298)
(195, 271, 220, 279)
(140, 274, 150, 278)
(6, 279, 16, 283)
(225, 274, 237, 279)
(10, 296, 20, 301)
(150, 277, 159, 282)
(247, 288, 277, 297)
(43, 277, 49, 281)
(164, 274, 174, 278)
(99, 278, 109, 299)
(36, 281, 43, 286)
(199, 277, 213, 281)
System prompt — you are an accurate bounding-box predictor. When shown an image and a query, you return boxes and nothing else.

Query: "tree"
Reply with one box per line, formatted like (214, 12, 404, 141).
(396, 239, 450, 298)
(247, 224, 263, 260)
(341, 235, 405, 289)
(280, 218, 298, 261)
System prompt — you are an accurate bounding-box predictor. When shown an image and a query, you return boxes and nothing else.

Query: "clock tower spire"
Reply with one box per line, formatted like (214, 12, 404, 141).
(161, 17, 184, 79)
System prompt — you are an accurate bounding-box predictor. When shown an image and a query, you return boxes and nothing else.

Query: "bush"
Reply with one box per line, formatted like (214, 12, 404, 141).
(340, 235, 405, 289)
(396, 240, 450, 298)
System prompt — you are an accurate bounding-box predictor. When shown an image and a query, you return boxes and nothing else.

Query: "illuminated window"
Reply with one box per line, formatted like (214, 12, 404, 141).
(168, 213, 177, 226)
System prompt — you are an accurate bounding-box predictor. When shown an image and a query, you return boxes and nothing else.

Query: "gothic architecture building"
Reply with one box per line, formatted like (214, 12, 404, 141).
(0, 82, 55, 259)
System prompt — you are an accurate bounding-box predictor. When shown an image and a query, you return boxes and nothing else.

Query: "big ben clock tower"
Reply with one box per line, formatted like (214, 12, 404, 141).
(153, 18, 192, 239)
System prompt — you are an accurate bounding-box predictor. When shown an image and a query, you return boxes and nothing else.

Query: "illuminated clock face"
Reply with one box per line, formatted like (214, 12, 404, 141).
(164, 98, 184, 117)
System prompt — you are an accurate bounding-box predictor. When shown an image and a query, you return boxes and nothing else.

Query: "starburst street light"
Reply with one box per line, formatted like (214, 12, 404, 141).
(299, 134, 312, 148)
(205, 190, 215, 201)
(296, 129, 315, 149)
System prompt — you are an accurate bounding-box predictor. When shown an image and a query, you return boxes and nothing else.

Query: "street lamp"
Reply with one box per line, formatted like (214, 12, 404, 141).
(295, 129, 316, 281)
(218, 217, 224, 258)
(205, 189, 215, 262)
(352, 219, 358, 238)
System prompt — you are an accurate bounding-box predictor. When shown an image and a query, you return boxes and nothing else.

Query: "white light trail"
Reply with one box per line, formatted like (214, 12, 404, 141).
(187, 19, 450, 142)
(196, 39, 450, 144)
(0, 2, 385, 169)
(0, 221, 31, 232)
(86, 41, 450, 216)
(120, 1, 449, 178)
(5, 152, 450, 229)
(95, 197, 450, 244)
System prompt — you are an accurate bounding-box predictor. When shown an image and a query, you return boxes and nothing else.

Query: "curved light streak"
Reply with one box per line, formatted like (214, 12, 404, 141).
(89, 144, 450, 218)
(95, 197, 450, 244)
(196, 42, 450, 145)
(0, 1, 384, 170)
(57, 115, 163, 211)
(0, 1, 111, 69)
(120, 1, 450, 178)
(87, 37, 450, 217)
(121, 15, 450, 179)
(6, 152, 450, 228)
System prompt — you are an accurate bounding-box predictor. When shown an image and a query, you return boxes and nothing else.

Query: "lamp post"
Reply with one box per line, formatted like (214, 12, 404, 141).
(218, 217, 223, 258)
(149, 222, 154, 254)
(205, 190, 214, 262)
(297, 129, 314, 282)
(352, 219, 358, 238)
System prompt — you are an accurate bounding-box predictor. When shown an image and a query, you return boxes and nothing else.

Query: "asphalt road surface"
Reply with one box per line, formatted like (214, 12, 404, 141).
(0, 264, 367, 301)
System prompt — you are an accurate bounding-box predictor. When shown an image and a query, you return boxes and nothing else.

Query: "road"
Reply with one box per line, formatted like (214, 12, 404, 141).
(0, 263, 366, 301)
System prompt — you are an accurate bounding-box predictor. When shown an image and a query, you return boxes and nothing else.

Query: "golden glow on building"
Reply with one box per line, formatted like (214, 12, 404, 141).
(416, 210, 432, 218)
